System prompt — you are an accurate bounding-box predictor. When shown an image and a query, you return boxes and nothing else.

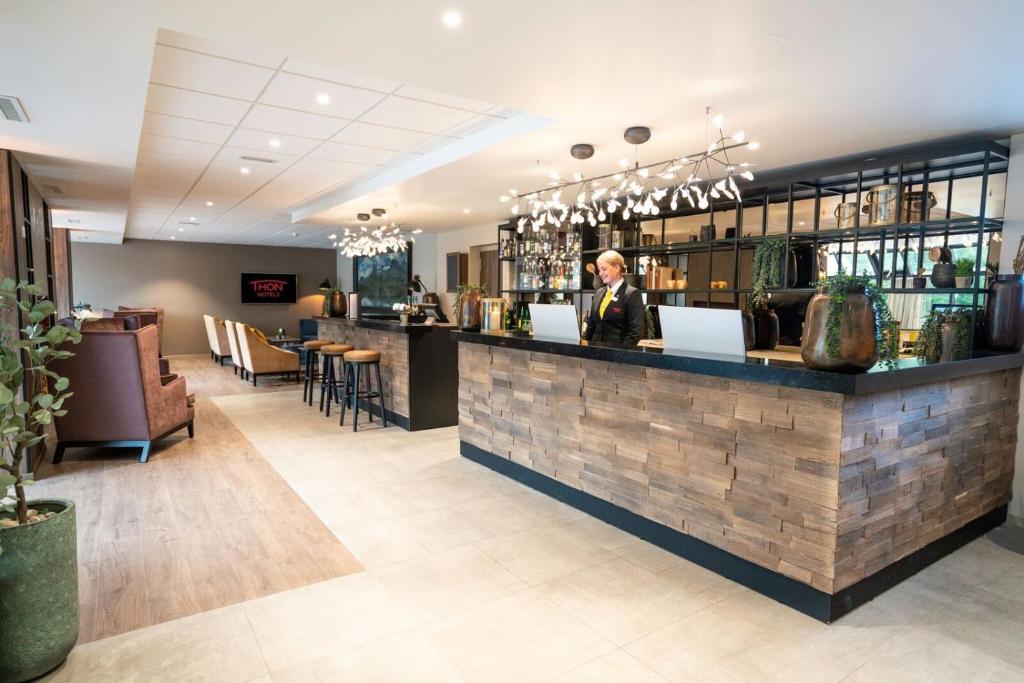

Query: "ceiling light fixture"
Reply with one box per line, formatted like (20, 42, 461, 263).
(269, 138, 281, 148)
(205, 201, 214, 207)
(463, 208, 471, 214)
(170, 236, 176, 240)
(442, 10, 462, 27)
(240, 166, 250, 175)
(189, 216, 196, 221)
(331, 223, 423, 258)
(500, 107, 759, 233)
(178, 227, 184, 232)
(316, 92, 331, 106)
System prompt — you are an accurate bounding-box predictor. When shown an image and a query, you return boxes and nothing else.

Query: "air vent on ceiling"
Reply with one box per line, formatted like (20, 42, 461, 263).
(178, 220, 200, 226)
(0, 95, 29, 123)
(66, 218, 81, 224)
(42, 184, 63, 195)
(238, 155, 277, 164)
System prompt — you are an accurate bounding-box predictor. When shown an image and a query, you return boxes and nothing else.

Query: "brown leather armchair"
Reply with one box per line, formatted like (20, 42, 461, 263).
(234, 322, 300, 386)
(50, 325, 194, 463)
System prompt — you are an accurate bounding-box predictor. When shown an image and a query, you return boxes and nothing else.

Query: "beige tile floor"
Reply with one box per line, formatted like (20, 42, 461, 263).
(44, 388, 1024, 682)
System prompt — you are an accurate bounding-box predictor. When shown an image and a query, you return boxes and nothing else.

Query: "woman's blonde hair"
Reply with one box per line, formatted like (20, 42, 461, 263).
(596, 249, 627, 274)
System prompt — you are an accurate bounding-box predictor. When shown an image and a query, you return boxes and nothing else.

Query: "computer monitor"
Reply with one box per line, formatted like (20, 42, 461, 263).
(528, 304, 580, 343)
(420, 303, 448, 323)
(658, 305, 746, 360)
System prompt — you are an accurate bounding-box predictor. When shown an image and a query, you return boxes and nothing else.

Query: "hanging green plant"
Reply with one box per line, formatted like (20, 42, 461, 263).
(814, 271, 899, 369)
(747, 238, 786, 311)
(914, 308, 975, 363)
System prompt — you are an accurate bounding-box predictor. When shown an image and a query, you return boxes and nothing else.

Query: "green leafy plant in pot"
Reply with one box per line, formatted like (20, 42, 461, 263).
(800, 272, 899, 372)
(746, 239, 785, 350)
(0, 279, 82, 682)
(954, 256, 975, 289)
(915, 308, 975, 364)
(453, 283, 487, 331)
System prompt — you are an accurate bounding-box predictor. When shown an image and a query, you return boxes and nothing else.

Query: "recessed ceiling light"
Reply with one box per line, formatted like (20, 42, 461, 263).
(171, 236, 176, 240)
(240, 166, 250, 175)
(442, 10, 462, 27)
(178, 227, 185, 232)
(189, 216, 196, 221)
(269, 138, 281, 148)
(463, 208, 471, 214)
(316, 92, 331, 106)
(205, 201, 214, 207)
(761, 34, 788, 47)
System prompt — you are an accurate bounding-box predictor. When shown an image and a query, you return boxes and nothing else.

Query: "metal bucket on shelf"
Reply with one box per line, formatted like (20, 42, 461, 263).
(835, 202, 858, 228)
(901, 190, 937, 223)
(861, 184, 899, 226)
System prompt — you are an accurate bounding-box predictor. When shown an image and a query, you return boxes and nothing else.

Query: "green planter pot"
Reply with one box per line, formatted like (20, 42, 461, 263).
(0, 499, 79, 682)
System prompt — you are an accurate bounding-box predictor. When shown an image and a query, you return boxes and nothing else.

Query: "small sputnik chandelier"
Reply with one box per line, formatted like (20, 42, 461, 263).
(329, 224, 422, 258)
(499, 108, 758, 234)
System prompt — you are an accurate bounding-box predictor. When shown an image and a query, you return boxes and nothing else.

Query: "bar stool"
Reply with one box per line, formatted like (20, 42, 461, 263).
(339, 349, 387, 432)
(319, 344, 354, 416)
(302, 339, 334, 405)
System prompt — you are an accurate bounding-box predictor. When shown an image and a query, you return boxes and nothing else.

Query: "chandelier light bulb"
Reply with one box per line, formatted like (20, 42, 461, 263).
(748, 141, 760, 150)
(732, 131, 745, 143)
(712, 114, 724, 128)
(618, 158, 629, 168)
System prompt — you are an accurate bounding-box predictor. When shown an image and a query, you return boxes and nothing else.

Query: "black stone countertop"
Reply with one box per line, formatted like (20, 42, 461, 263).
(452, 330, 1024, 395)
(315, 316, 456, 335)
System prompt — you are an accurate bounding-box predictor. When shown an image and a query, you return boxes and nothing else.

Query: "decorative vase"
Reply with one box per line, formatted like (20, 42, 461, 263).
(954, 275, 974, 289)
(330, 290, 347, 317)
(0, 499, 79, 683)
(939, 320, 959, 364)
(984, 274, 1024, 351)
(741, 311, 756, 351)
(399, 313, 409, 325)
(912, 276, 928, 289)
(930, 263, 955, 289)
(801, 285, 879, 372)
(752, 308, 779, 350)
(459, 290, 483, 331)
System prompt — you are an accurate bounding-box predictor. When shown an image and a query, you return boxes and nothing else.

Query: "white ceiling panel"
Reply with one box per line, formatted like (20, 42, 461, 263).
(359, 96, 477, 134)
(310, 141, 396, 165)
(150, 44, 275, 100)
(330, 121, 432, 151)
(281, 58, 401, 94)
(145, 83, 250, 126)
(393, 85, 493, 113)
(142, 112, 234, 145)
(259, 72, 387, 120)
(138, 133, 221, 159)
(286, 157, 369, 179)
(240, 104, 348, 139)
(226, 128, 321, 156)
(442, 114, 503, 139)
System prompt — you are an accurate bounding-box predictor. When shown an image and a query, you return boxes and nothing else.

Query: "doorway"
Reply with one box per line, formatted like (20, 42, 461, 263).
(479, 247, 498, 298)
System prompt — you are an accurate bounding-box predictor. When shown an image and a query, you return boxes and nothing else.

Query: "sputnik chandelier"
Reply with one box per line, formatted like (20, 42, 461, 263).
(499, 108, 759, 234)
(329, 223, 423, 258)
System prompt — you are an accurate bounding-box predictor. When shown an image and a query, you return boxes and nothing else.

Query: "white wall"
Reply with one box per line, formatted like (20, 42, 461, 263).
(433, 224, 499, 316)
(1005, 134, 1024, 523)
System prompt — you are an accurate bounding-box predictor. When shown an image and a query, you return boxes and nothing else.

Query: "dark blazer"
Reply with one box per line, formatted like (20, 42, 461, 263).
(583, 281, 645, 346)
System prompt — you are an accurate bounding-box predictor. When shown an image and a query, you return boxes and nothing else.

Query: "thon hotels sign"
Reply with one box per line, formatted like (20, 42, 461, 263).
(240, 273, 298, 304)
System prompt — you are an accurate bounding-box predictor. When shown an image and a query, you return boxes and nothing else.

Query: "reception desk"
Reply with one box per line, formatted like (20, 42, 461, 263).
(455, 331, 1022, 621)
(316, 317, 458, 431)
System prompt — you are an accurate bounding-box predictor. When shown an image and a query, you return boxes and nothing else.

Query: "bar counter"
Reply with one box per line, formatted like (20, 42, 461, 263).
(455, 330, 1023, 621)
(315, 316, 458, 430)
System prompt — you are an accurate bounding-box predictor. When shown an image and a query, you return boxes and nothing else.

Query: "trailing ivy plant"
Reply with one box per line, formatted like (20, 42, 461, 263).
(748, 238, 786, 312)
(813, 271, 899, 370)
(914, 308, 975, 363)
(0, 279, 81, 536)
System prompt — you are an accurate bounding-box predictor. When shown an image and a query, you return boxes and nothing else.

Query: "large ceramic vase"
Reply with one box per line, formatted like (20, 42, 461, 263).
(752, 308, 779, 350)
(801, 286, 879, 373)
(741, 311, 755, 351)
(329, 290, 347, 317)
(459, 290, 483, 331)
(930, 263, 955, 289)
(0, 499, 79, 682)
(984, 274, 1024, 351)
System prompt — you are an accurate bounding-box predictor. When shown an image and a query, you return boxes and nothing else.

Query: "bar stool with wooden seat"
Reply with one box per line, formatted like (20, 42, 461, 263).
(302, 339, 334, 405)
(338, 349, 387, 431)
(318, 343, 354, 416)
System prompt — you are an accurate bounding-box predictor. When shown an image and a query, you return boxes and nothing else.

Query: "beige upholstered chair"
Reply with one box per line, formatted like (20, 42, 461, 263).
(235, 322, 300, 386)
(203, 314, 231, 365)
(224, 320, 244, 378)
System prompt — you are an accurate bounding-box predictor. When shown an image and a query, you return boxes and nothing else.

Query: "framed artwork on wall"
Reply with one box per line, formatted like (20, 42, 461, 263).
(353, 246, 412, 317)
(446, 251, 468, 292)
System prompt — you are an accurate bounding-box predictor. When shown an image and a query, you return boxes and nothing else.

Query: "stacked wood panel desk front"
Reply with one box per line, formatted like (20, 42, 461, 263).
(315, 317, 458, 431)
(455, 331, 1022, 621)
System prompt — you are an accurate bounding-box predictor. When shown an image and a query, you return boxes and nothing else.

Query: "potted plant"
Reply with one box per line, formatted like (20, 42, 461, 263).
(984, 235, 1024, 351)
(453, 284, 487, 331)
(915, 308, 974, 364)
(800, 272, 899, 372)
(954, 256, 975, 289)
(912, 268, 928, 289)
(746, 239, 785, 350)
(0, 279, 81, 682)
(930, 247, 955, 288)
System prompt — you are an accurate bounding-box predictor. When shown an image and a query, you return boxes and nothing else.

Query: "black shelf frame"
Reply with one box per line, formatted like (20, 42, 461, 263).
(496, 137, 1010, 344)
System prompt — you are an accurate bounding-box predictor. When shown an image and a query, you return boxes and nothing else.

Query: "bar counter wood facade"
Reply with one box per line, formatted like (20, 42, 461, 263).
(455, 332, 1021, 620)
(316, 317, 459, 431)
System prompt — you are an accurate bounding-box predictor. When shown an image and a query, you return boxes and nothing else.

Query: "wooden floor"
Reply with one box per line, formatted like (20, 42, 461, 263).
(31, 355, 362, 644)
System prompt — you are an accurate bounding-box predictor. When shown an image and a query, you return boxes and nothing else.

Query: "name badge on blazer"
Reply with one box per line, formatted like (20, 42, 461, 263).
(611, 306, 623, 314)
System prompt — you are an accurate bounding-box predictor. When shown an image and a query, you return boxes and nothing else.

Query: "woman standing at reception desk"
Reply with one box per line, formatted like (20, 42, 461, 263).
(582, 250, 645, 346)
